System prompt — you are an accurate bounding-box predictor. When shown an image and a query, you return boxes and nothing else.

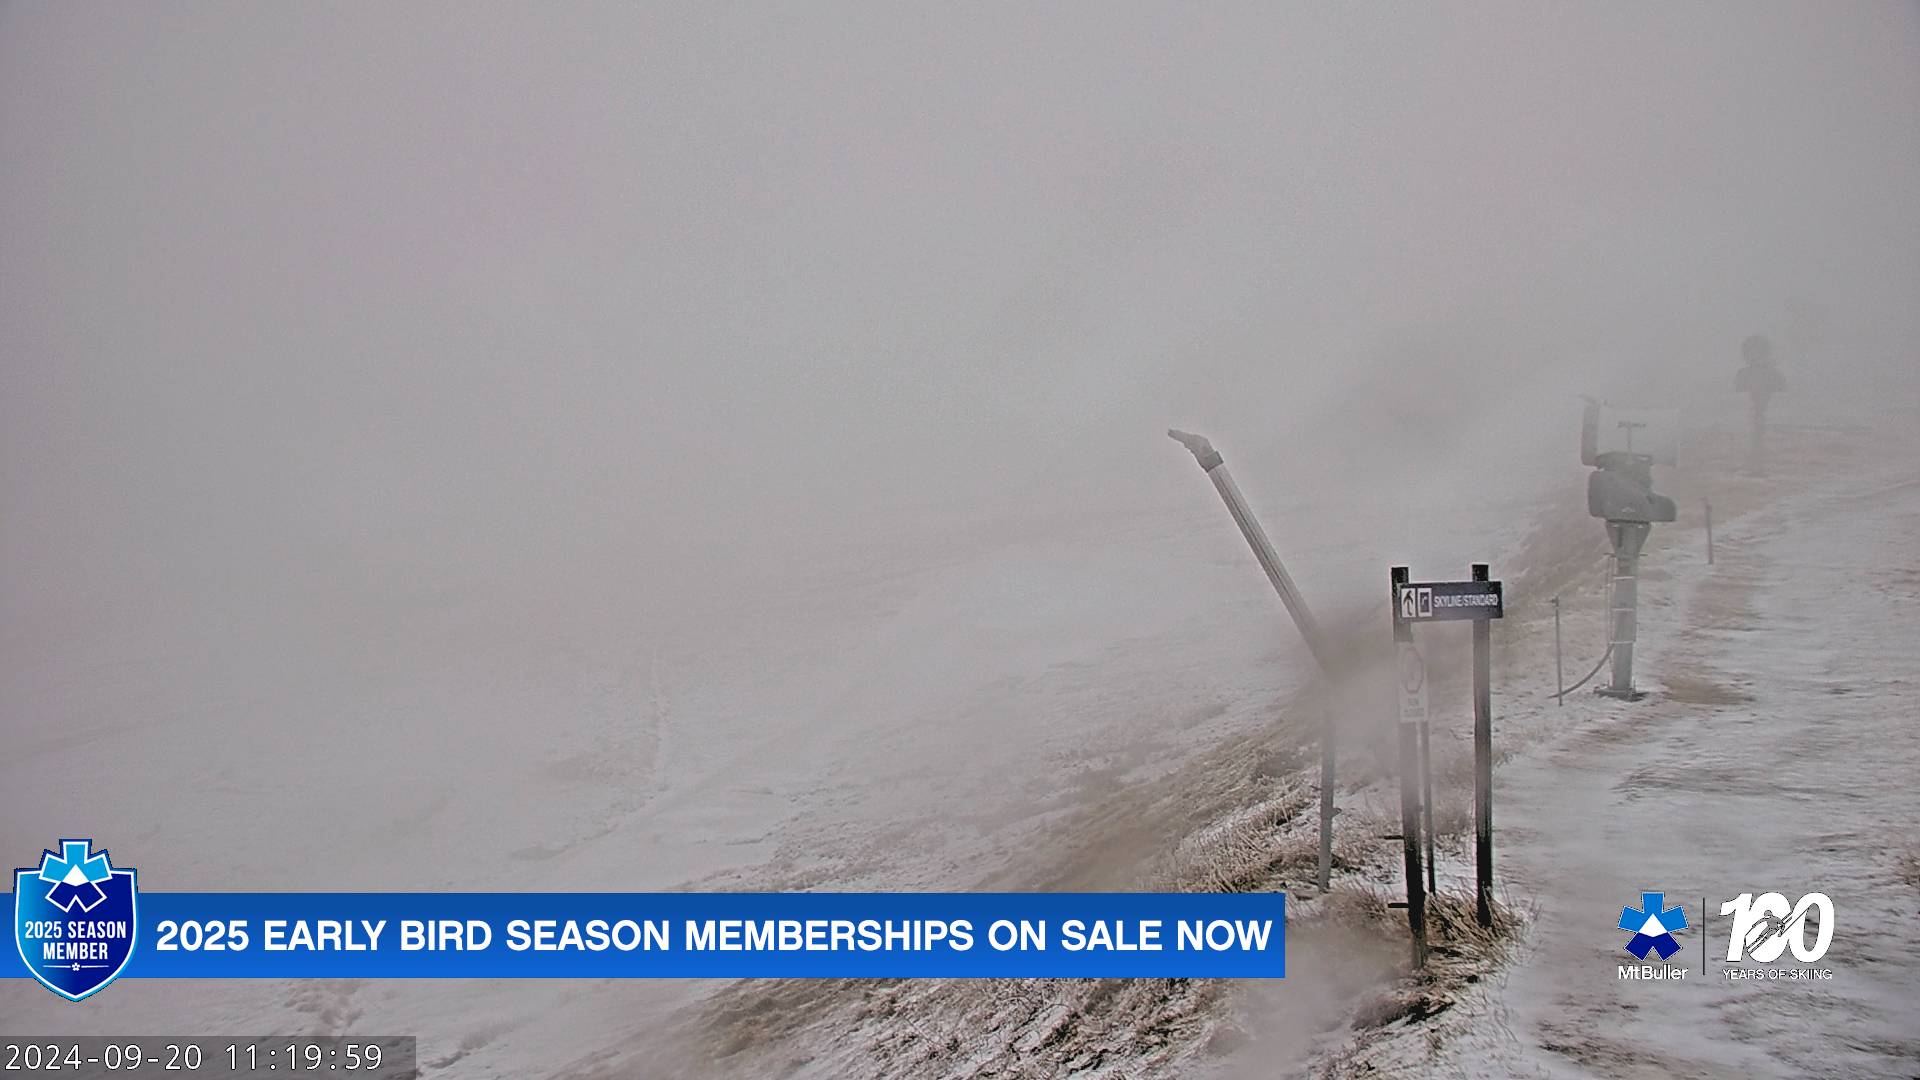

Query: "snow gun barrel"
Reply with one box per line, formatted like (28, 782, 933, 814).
(1166, 429, 1223, 471)
(1167, 428, 1330, 673)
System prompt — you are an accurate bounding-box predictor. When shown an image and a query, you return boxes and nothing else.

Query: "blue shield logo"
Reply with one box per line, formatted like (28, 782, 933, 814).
(1618, 889, 1686, 961)
(13, 839, 138, 1001)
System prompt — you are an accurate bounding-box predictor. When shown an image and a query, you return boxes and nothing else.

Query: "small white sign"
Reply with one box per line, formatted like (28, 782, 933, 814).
(1397, 641, 1428, 725)
(1398, 586, 1436, 620)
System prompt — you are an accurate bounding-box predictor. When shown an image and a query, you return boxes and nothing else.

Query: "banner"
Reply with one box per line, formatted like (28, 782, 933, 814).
(26, 889, 1284, 984)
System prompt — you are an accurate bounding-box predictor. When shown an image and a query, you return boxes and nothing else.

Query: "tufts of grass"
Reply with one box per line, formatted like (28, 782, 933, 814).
(1250, 742, 1311, 781)
(1157, 787, 1321, 894)
(1310, 881, 1524, 1037)
(1349, 988, 1449, 1030)
(1896, 845, 1920, 891)
(1423, 889, 1523, 958)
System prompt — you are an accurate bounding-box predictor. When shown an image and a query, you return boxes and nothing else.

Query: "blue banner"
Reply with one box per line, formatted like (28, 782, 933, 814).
(92, 893, 1284, 979)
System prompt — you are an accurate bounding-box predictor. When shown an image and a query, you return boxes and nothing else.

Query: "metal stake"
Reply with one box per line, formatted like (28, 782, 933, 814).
(1705, 498, 1714, 565)
(1552, 595, 1564, 706)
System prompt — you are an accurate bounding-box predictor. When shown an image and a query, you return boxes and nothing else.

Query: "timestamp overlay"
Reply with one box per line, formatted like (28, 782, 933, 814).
(0, 1038, 415, 1079)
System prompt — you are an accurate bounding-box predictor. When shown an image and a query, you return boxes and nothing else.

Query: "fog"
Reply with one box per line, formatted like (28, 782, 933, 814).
(5, 3, 1914, 682)
(3, 5, 1919, 1061)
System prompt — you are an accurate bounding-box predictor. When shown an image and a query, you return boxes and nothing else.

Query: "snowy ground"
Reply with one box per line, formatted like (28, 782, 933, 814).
(5, 376, 1913, 1080)
(1319, 390, 1920, 1077)
(0, 396, 1567, 1074)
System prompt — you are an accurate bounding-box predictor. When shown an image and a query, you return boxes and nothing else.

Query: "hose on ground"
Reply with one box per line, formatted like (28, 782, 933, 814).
(1547, 554, 1617, 699)
(1551, 643, 1614, 699)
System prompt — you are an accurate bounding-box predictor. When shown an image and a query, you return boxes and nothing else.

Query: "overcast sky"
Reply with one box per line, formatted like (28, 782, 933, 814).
(4, 2, 1916, 674)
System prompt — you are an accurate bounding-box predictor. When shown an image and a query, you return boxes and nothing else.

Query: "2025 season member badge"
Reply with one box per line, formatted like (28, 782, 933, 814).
(13, 839, 138, 1001)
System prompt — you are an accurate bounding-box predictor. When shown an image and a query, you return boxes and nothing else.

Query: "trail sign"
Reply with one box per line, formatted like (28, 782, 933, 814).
(1395, 579, 1503, 623)
(1391, 563, 1503, 951)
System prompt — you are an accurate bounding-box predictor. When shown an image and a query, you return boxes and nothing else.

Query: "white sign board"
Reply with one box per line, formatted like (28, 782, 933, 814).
(1397, 640, 1428, 725)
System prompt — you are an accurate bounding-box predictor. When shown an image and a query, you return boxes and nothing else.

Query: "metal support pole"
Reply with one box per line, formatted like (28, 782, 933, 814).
(1552, 595, 1564, 706)
(1472, 563, 1494, 929)
(1610, 543, 1637, 693)
(1169, 430, 1336, 891)
(1602, 522, 1650, 700)
(1391, 566, 1427, 967)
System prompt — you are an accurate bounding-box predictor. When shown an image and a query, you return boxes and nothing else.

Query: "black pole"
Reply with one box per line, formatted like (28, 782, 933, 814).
(1472, 562, 1494, 929)
(1553, 595, 1564, 707)
(1391, 566, 1427, 966)
(1420, 703, 1436, 896)
(1319, 703, 1335, 892)
(1398, 722, 1428, 967)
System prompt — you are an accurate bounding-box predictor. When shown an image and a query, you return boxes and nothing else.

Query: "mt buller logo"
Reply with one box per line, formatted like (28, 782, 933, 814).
(13, 839, 138, 1001)
(1618, 890, 1687, 960)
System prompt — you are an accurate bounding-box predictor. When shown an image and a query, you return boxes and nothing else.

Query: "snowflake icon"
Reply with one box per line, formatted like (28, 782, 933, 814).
(37, 840, 114, 914)
(1619, 890, 1687, 960)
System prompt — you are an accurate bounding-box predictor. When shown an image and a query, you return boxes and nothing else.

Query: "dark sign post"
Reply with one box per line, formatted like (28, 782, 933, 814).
(1470, 564, 1495, 929)
(1389, 566, 1427, 968)
(1392, 565, 1504, 933)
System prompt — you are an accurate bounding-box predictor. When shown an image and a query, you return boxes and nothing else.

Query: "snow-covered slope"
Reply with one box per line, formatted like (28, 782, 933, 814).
(1310, 386, 1920, 1077)
(0, 407, 1573, 1074)
(5, 379, 1911, 1080)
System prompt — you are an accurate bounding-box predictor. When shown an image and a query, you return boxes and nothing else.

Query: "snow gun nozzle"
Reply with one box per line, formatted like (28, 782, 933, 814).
(1167, 429, 1224, 471)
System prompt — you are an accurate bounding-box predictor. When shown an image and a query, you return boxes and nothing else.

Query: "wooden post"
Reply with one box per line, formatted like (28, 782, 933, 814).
(1472, 563, 1494, 929)
(1391, 566, 1428, 966)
